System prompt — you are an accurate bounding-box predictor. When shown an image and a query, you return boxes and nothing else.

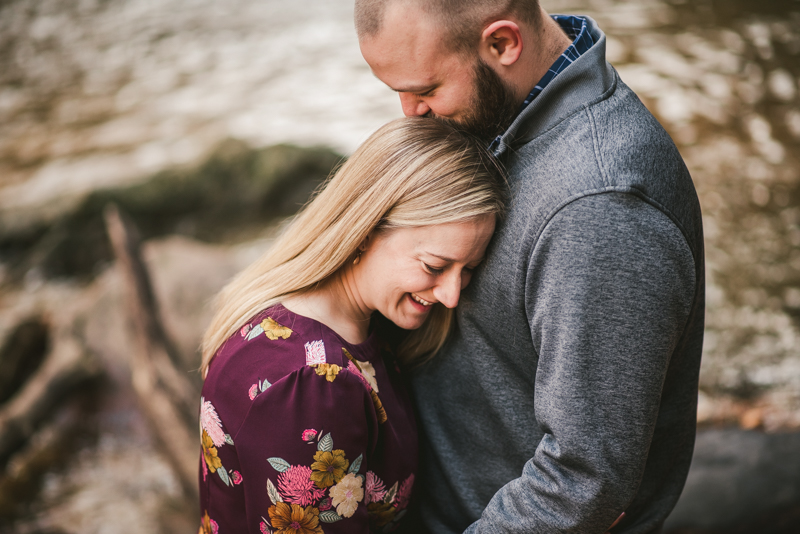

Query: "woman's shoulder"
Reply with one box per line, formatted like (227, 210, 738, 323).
(201, 305, 383, 433)
(207, 304, 381, 380)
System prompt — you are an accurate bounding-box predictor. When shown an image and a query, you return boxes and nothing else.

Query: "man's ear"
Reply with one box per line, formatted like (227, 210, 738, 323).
(480, 20, 523, 67)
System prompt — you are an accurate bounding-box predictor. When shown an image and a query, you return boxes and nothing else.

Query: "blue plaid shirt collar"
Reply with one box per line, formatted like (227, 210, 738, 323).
(490, 15, 594, 153)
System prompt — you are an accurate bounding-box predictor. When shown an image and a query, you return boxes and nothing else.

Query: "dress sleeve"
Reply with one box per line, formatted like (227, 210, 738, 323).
(235, 363, 379, 534)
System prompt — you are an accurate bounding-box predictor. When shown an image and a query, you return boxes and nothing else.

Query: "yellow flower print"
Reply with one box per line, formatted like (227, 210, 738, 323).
(268, 502, 322, 534)
(310, 449, 349, 488)
(370, 390, 387, 424)
(201, 430, 222, 473)
(368, 501, 397, 528)
(262, 317, 293, 340)
(198, 510, 219, 534)
(312, 363, 341, 382)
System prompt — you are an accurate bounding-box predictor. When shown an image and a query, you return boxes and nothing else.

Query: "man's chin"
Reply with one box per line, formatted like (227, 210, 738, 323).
(423, 113, 498, 144)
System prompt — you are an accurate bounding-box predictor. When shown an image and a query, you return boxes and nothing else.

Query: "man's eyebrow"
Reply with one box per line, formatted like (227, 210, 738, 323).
(389, 83, 436, 93)
(369, 72, 435, 93)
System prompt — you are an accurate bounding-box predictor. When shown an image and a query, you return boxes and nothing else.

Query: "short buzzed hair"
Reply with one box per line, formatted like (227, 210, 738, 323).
(355, 0, 542, 54)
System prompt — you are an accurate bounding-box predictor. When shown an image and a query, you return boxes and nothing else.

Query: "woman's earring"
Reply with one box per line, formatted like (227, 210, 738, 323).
(353, 250, 362, 265)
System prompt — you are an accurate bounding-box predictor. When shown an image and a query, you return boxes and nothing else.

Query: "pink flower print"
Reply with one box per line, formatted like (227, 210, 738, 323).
(240, 323, 252, 337)
(318, 497, 332, 511)
(200, 398, 226, 447)
(394, 473, 415, 510)
(248, 384, 259, 400)
(301, 429, 317, 442)
(277, 465, 326, 506)
(304, 340, 326, 365)
(365, 471, 386, 505)
(200, 511, 219, 534)
(260, 520, 272, 534)
(348, 361, 372, 391)
(231, 470, 243, 485)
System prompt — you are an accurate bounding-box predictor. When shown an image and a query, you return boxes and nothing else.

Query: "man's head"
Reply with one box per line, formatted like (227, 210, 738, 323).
(355, 0, 542, 55)
(356, 0, 564, 141)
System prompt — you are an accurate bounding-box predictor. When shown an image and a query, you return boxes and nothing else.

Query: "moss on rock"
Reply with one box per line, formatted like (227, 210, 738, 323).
(0, 140, 344, 282)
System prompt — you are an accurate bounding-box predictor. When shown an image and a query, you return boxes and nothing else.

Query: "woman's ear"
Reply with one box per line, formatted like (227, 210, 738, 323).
(352, 234, 372, 266)
(359, 233, 373, 252)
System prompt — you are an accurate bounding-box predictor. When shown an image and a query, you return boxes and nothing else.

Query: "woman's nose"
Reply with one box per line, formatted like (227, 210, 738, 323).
(399, 93, 431, 117)
(433, 273, 462, 309)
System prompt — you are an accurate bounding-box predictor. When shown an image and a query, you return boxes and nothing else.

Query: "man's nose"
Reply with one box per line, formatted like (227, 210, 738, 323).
(433, 273, 462, 309)
(399, 93, 431, 117)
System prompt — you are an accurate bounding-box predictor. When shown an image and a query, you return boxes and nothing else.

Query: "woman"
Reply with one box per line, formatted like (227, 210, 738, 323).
(197, 117, 505, 534)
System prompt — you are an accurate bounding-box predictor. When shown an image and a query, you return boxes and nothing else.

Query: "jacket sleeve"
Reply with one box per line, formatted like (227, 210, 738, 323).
(236, 366, 379, 534)
(465, 193, 697, 533)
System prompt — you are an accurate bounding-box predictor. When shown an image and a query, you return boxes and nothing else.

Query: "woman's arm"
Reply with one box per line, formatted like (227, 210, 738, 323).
(235, 365, 379, 534)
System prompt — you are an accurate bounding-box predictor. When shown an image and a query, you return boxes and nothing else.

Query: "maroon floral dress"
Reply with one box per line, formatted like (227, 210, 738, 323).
(198, 304, 417, 534)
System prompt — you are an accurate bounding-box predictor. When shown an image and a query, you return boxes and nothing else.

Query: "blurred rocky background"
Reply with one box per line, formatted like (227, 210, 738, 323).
(0, 0, 798, 532)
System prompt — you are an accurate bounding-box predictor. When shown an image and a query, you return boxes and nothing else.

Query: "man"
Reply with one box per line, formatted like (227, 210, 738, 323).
(355, 1, 704, 533)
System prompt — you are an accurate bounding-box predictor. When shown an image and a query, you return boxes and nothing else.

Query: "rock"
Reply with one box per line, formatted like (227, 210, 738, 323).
(664, 429, 800, 533)
(0, 139, 342, 282)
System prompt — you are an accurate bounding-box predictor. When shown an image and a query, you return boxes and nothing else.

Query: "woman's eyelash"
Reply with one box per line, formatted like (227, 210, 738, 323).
(424, 263, 444, 275)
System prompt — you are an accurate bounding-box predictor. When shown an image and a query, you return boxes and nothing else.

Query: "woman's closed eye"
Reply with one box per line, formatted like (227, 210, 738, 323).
(423, 263, 445, 275)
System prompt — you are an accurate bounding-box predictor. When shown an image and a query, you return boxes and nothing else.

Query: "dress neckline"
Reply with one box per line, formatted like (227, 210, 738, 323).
(273, 303, 380, 357)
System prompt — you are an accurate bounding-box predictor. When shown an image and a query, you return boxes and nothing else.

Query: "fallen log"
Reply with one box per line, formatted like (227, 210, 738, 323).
(0, 389, 92, 521)
(0, 330, 101, 469)
(104, 204, 200, 501)
(0, 318, 50, 405)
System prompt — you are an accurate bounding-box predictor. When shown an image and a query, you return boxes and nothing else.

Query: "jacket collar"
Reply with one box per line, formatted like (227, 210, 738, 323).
(493, 16, 616, 157)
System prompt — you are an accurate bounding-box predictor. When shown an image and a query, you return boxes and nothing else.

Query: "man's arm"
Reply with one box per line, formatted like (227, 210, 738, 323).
(466, 192, 697, 533)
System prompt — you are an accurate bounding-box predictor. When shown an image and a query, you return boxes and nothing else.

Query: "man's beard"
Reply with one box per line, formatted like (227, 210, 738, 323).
(432, 58, 521, 143)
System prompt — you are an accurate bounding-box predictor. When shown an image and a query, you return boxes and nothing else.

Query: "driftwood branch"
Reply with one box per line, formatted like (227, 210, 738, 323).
(0, 332, 101, 468)
(104, 204, 200, 501)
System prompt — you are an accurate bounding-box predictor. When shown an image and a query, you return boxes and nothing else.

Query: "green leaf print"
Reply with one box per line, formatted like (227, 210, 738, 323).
(319, 510, 343, 523)
(217, 467, 231, 486)
(267, 457, 291, 472)
(267, 478, 283, 504)
(384, 480, 398, 504)
(318, 432, 333, 452)
(348, 454, 363, 474)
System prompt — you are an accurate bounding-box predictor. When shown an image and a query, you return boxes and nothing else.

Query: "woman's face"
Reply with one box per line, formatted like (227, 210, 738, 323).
(355, 215, 496, 330)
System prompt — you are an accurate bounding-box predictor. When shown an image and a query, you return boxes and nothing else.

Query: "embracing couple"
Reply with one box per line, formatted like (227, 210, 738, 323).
(197, 1, 705, 533)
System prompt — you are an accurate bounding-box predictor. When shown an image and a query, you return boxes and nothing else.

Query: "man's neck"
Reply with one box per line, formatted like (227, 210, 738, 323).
(513, 12, 573, 103)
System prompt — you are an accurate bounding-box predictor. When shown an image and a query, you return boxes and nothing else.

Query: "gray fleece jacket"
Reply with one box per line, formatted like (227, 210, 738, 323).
(410, 16, 705, 534)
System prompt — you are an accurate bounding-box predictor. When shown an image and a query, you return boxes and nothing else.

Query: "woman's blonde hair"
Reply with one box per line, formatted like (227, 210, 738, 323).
(201, 117, 505, 375)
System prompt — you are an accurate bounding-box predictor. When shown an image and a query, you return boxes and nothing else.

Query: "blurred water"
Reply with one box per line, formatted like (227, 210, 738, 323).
(1, 0, 800, 531)
(0, 0, 401, 233)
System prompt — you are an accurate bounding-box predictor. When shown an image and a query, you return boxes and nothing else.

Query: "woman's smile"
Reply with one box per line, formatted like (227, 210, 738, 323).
(408, 293, 434, 311)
